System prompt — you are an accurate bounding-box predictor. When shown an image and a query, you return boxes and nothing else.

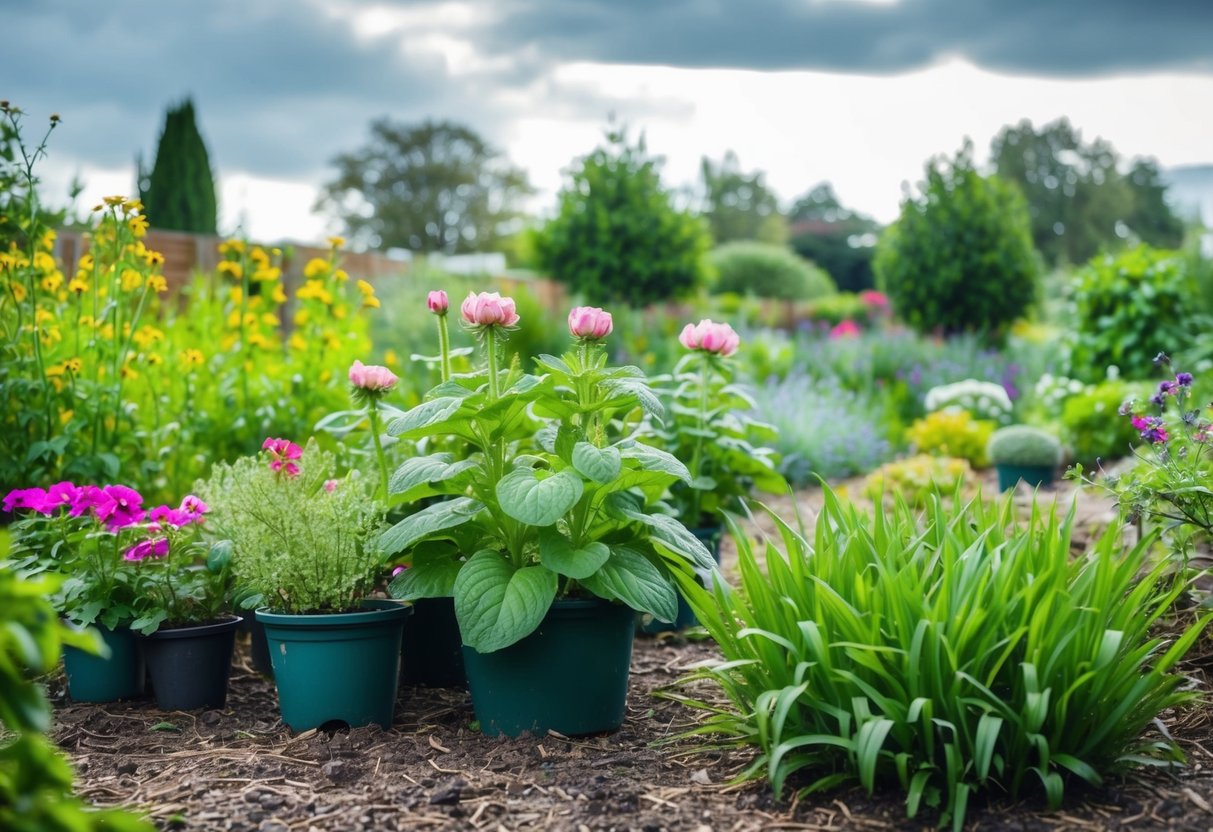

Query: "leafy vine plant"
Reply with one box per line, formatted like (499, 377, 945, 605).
(381, 291, 715, 653)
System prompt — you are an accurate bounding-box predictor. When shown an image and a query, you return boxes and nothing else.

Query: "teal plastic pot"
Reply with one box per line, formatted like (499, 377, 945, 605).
(141, 617, 241, 710)
(463, 598, 635, 737)
(996, 463, 1055, 492)
(63, 625, 145, 703)
(400, 596, 465, 688)
(640, 525, 724, 634)
(257, 600, 411, 731)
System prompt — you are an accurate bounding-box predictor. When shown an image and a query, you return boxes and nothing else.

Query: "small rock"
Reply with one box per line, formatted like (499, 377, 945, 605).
(117, 761, 138, 775)
(321, 760, 346, 779)
(258, 822, 289, 832)
(429, 777, 466, 806)
(259, 794, 284, 811)
(200, 710, 222, 726)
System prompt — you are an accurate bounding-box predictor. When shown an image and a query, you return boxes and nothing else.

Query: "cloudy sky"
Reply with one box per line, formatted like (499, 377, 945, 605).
(4, 0, 1212, 244)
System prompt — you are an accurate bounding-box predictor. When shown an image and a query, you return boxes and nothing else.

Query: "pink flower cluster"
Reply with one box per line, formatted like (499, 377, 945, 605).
(568, 306, 613, 341)
(859, 290, 890, 311)
(830, 320, 861, 339)
(348, 359, 398, 392)
(461, 292, 520, 328)
(679, 319, 740, 357)
(263, 437, 303, 477)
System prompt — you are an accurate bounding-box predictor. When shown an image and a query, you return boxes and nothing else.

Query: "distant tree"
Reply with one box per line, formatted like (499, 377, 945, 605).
(535, 126, 710, 307)
(875, 142, 1038, 340)
(1124, 158, 1185, 249)
(137, 98, 218, 234)
(317, 119, 532, 253)
(991, 118, 1185, 265)
(787, 183, 880, 292)
(699, 151, 787, 244)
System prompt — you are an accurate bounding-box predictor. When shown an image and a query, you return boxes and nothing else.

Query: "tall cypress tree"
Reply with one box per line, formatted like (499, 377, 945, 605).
(137, 98, 218, 233)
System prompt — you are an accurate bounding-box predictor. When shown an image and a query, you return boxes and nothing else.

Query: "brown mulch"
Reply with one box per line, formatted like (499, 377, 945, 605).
(50, 481, 1213, 832)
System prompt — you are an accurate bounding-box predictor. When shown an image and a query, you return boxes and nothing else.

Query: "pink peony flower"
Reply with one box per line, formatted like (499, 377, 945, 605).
(829, 320, 861, 339)
(349, 359, 398, 392)
(263, 437, 303, 477)
(3, 487, 51, 515)
(678, 319, 740, 357)
(123, 537, 169, 562)
(427, 290, 449, 315)
(460, 291, 520, 328)
(568, 306, 613, 341)
(97, 485, 145, 530)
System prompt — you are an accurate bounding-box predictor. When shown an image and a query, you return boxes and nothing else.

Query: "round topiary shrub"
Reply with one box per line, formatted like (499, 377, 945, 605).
(1064, 245, 1195, 383)
(874, 142, 1038, 340)
(987, 425, 1062, 468)
(709, 241, 835, 301)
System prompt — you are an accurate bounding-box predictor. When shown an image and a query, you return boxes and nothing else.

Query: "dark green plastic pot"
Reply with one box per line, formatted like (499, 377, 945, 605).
(141, 617, 241, 710)
(400, 596, 465, 688)
(63, 625, 145, 703)
(257, 600, 410, 731)
(463, 598, 635, 737)
(996, 463, 1055, 492)
(640, 525, 724, 634)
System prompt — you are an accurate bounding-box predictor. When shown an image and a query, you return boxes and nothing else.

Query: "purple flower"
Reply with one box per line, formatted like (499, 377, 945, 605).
(1176, 372, 1194, 387)
(1158, 380, 1178, 397)
(1135, 415, 1169, 445)
(69, 485, 108, 518)
(149, 505, 193, 529)
(45, 481, 79, 512)
(97, 485, 145, 530)
(2, 487, 50, 515)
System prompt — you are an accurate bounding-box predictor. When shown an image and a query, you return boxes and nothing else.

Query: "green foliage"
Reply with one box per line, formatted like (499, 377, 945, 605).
(1064, 245, 1196, 382)
(137, 98, 217, 234)
(535, 126, 711, 306)
(874, 142, 1038, 340)
(196, 440, 385, 614)
(863, 455, 976, 508)
(1060, 380, 1152, 466)
(382, 324, 715, 653)
(804, 292, 869, 327)
(0, 566, 152, 831)
(699, 151, 787, 245)
(906, 410, 995, 468)
(674, 492, 1208, 830)
(317, 119, 533, 253)
(987, 425, 1062, 468)
(709, 241, 835, 301)
(991, 118, 1185, 266)
(788, 183, 880, 292)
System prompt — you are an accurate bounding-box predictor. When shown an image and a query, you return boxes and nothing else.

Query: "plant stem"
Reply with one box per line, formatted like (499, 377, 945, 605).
(437, 314, 451, 383)
(687, 354, 711, 524)
(367, 402, 390, 500)
(486, 328, 500, 401)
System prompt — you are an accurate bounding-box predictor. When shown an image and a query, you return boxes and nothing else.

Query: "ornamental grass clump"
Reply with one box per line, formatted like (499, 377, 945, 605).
(195, 438, 384, 614)
(672, 491, 1210, 831)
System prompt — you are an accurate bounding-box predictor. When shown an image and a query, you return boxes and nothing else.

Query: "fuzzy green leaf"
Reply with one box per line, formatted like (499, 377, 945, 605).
(496, 468, 583, 526)
(454, 551, 557, 653)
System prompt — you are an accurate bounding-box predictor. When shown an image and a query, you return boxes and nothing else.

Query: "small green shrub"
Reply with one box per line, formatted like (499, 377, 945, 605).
(675, 491, 1209, 831)
(805, 292, 868, 326)
(863, 454, 976, 508)
(987, 425, 1062, 468)
(905, 410, 995, 467)
(1064, 245, 1196, 383)
(709, 241, 835, 301)
(1060, 380, 1152, 465)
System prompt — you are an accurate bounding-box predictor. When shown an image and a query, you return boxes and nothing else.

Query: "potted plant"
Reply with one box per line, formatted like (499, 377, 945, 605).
(196, 436, 405, 731)
(3, 483, 151, 703)
(987, 425, 1062, 491)
(382, 293, 715, 736)
(641, 319, 784, 631)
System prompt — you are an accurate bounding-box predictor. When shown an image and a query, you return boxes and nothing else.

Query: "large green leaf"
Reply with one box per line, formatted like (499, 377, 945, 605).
(454, 551, 557, 653)
(538, 529, 610, 580)
(572, 441, 622, 483)
(496, 468, 583, 526)
(580, 545, 678, 623)
(386, 397, 465, 438)
(388, 454, 478, 497)
(388, 548, 463, 600)
(378, 497, 483, 555)
(607, 494, 716, 573)
(619, 443, 692, 484)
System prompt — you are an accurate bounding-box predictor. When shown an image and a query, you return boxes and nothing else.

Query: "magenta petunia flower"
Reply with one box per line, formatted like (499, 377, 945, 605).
(98, 485, 145, 530)
(44, 481, 79, 512)
(69, 485, 108, 518)
(263, 437, 303, 477)
(179, 494, 209, 519)
(123, 537, 169, 562)
(3, 487, 51, 515)
(149, 504, 193, 528)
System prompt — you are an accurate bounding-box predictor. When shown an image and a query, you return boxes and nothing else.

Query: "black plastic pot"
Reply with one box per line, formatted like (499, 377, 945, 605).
(400, 596, 466, 688)
(141, 617, 241, 710)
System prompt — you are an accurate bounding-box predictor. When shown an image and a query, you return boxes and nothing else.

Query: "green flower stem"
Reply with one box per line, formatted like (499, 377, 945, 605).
(486, 328, 501, 401)
(367, 401, 390, 500)
(687, 354, 711, 524)
(437, 314, 451, 383)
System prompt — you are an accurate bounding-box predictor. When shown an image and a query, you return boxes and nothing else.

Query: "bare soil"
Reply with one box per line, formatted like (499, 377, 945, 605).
(51, 480, 1213, 832)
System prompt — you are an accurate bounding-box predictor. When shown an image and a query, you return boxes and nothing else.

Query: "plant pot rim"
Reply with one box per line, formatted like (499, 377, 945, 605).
(143, 615, 243, 640)
(256, 598, 410, 627)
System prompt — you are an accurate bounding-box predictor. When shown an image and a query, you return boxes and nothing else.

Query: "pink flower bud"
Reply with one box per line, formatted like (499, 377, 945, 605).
(568, 306, 613, 341)
(678, 319, 740, 357)
(427, 290, 449, 315)
(460, 291, 520, 328)
(349, 359, 398, 392)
